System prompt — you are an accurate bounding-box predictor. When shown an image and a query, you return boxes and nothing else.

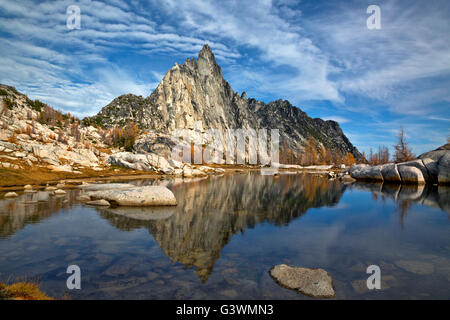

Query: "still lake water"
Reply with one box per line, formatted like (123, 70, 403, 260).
(0, 172, 449, 300)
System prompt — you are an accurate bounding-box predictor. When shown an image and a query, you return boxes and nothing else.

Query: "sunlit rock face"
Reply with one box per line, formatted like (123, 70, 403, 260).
(98, 173, 346, 282)
(0, 84, 109, 173)
(89, 45, 361, 161)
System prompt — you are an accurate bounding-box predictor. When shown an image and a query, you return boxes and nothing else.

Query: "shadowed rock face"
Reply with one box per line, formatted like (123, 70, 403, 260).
(419, 143, 450, 161)
(98, 173, 346, 282)
(88, 45, 361, 161)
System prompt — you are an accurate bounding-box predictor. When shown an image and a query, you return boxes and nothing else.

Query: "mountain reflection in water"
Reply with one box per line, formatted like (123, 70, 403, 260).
(0, 172, 449, 299)
(97, 173, 345, 282)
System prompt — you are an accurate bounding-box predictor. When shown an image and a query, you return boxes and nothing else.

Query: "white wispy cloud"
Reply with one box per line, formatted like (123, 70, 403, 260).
(303, 0, 450, 116)
(0, 0, 448, 154)
(151, 0, 341, 102)
(322, 116, 351, 124)
(0, 0, 239, 115)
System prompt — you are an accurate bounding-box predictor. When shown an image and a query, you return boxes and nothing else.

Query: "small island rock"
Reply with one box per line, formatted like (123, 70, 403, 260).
(269, 264, 335, 298)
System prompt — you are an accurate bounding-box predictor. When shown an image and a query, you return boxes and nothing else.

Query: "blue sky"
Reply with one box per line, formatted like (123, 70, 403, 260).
(0, 0, 449, 155)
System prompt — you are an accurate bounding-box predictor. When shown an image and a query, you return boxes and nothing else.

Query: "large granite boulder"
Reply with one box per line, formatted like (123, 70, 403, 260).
(349, 164, 383, 181)
(367, 165, 384, 181)
(398, 166, 425, 184)
(437, 152, 450, 185)
(108, 152, 176, 174)
(86, 186, 177, 206)
(269, 264, 335, 298)
(350, 144, 449, 185)
(418, 143, 449, 162)
(32, 145, 60, 166)
(421, 158, 439, 182)
(398, 159, 430, 181)
(381, 163, 401, 182)
(349, 164, 369, 179)
(418, 143, 449, 184)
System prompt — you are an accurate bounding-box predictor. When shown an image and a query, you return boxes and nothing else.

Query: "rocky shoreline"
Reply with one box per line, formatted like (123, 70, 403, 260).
(349, 144, 449, 185)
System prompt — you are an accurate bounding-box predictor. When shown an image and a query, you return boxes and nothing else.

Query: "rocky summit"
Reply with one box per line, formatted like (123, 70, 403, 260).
(87, 44, 361, 162)
(0, 45, 363, 182)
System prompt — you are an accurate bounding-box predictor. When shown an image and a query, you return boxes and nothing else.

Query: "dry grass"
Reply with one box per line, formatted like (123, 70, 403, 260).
(0, 165, 155, 189)
(0, 281, 52, 300)
(95, 147, 112, 154)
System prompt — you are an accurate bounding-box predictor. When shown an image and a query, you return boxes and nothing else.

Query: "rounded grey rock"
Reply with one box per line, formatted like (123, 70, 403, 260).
(269, 264, 335, 298)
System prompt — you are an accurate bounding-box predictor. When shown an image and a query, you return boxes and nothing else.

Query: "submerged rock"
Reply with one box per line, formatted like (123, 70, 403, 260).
(395, 260, 434, 275)
(269, 264, 335, 298)
(86, 186, 177, 206)
(108, 152, 175, 174)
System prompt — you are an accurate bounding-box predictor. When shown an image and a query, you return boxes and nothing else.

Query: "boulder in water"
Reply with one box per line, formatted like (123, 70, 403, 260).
(398, 166, 425, 184)
(269, 264, 335, 298)
(86, 186, 177, 207)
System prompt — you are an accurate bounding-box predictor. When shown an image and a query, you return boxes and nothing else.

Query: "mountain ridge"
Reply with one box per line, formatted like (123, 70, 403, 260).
(86, 44, 361, 163)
